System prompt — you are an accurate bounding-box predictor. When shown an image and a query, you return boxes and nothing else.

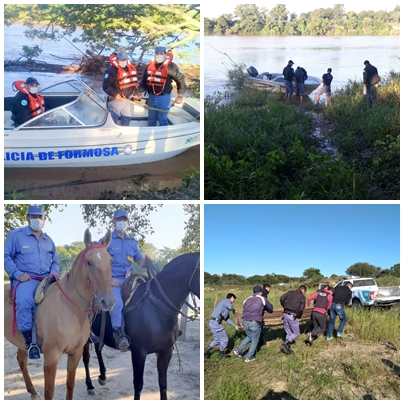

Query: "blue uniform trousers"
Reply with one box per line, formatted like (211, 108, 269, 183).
(208, 320, 229, 351)
(110, 281, 125, 329)
(147, 93, 171, 126)
(12, 279, 42, 332)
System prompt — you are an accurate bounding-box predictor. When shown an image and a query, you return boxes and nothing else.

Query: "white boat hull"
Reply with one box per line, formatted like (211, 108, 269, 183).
(245, 73, 321, 95)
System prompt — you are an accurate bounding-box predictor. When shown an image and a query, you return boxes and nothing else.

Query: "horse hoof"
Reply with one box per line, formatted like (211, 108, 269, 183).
(31, 393, 42, 400)
(87, 389, 96, 396)
(98, 377, 107, 386)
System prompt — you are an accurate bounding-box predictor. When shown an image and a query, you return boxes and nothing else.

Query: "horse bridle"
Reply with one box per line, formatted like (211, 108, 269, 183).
(58, 244, 107, 313)
(124, 256, 200, 319)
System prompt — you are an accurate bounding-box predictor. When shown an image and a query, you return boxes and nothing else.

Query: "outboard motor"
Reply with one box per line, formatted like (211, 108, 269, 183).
(247, 66, 258, 77)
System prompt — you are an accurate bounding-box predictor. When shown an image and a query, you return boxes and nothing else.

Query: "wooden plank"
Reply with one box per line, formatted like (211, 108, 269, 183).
(235, 307, 313, 327)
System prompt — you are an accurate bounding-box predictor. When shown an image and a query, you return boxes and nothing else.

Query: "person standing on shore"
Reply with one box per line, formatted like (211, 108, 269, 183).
(282, 60, 296, 103)
(295, 67, 305, 103)
(363, 60, 379, 104)
(316, 68, 333, 106)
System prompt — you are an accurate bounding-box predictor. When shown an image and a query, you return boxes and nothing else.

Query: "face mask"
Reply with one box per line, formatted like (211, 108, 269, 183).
(155, 55, 165, 63)
(118, 61, 127, 68)
(29, 87, 39, 94)
(115, 221, 128, 232)
(29, 218, 44, 232)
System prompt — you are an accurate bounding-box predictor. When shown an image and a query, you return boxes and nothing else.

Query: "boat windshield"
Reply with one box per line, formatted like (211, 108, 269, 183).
(24, 80, 107, 128)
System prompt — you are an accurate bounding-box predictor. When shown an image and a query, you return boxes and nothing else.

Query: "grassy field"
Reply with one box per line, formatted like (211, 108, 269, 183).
(204, 283, 400, 400)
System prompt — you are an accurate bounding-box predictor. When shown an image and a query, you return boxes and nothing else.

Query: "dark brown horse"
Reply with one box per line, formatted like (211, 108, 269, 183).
(4, 229, 116, 400)
(83, 252, 200, 400)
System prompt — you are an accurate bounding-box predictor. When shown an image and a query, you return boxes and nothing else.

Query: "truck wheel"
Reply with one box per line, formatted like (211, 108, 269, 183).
(352, 299, 362, 309)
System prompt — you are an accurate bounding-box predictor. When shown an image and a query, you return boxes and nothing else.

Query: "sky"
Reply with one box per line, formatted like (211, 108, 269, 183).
(35, 204, 188, 249)
(204, 2, 400, 19)
(204, 204, 400, 278)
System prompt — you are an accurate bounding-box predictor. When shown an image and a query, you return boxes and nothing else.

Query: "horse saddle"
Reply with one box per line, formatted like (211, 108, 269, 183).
(34, 276, 58, 305)
(121, 274, 147, 307)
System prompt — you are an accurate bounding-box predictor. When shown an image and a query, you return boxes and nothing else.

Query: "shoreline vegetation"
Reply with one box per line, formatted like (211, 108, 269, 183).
(204, 64, 399, 200)
(205, 4, 400, 36)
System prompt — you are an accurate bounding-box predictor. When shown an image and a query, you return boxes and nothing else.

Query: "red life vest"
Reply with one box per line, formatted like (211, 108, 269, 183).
(13, 80, 45, 117)
(146, 52, 174, 95)
(109, 53, 138, 93)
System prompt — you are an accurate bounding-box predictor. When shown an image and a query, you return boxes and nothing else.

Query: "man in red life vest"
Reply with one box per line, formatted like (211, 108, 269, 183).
(11, 77, 45, 127)
(136, 46, 186, 126)
(103, 51, 138, 126)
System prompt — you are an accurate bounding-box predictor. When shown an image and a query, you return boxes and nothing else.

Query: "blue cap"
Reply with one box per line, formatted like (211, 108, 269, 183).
(28, 205, 45, 215)
(117, 51, 128, 60)
(155, 46, 166, 53)
(113, 209, 128, 219)
(253, 285, 264, 294)
(26, 77, 39, 85)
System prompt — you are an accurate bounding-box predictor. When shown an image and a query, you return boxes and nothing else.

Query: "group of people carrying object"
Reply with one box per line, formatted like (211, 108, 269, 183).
(282, 59, 379, 106)
(205, 281, 353, 361)
(4, 205, 146, 360)
(10, 45, 186, 128)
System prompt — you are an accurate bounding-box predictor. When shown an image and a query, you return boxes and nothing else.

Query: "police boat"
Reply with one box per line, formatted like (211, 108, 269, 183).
(245, 66, 321, 95)
(4, 79, 200, 168)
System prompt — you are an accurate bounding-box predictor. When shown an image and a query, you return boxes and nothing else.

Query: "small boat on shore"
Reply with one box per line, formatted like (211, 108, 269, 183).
(4, 79, 200, 168)
(245, 66, 321, 95)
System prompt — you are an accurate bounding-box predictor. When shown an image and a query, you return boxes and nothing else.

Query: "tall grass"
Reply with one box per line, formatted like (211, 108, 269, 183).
(204, 285, 400, 400)
(205, 71, 399, 200)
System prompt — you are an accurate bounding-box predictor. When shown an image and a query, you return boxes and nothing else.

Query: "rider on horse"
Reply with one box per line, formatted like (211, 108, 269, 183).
(4, 205, 59, 359)
(104, 209, 146, 350)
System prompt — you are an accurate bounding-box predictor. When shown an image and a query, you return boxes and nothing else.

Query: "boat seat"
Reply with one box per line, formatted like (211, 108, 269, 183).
(5, 119, 16, 129)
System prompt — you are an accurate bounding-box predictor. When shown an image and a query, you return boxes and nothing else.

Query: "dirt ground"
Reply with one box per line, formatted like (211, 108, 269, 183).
(4, 319, 200, 400)
(4, 146, 200, 200)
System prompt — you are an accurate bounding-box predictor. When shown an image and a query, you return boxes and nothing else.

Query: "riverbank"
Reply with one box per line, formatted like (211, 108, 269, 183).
(205, 72, 399, 200)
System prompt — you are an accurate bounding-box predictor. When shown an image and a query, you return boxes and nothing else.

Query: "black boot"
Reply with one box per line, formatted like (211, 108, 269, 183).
(281, 341, 293, 355)
(21, 330, 40, 360)
(113, 327, 131, 351)
(218, 350, 230, 359)
(204, 346, 212, 359)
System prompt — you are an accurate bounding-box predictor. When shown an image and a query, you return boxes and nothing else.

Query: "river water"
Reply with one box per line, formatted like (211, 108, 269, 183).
(4, 23, 199, 96)
(204, 36, 400, 97)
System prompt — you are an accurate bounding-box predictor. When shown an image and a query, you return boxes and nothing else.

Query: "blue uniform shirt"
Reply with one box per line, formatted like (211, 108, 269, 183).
(4, 226, 59, 280)
(105, 230, 144, 279)
(211, 298, 236, 327)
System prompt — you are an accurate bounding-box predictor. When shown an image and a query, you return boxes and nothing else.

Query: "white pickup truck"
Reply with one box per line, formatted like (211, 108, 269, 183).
(334, 277, 400, 308)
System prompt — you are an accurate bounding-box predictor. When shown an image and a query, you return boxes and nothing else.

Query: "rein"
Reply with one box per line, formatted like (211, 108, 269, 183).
(124, 256, 200, 319)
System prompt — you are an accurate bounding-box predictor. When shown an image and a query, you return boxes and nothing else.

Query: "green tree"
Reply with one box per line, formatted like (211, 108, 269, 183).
(4, 204, 65, 238)
(180, 204, 200, 253)
(233, 4, 264, 35)
(346, 262, 381, 278)
(269, 4, 289, 21)
(303, 267, 323, 279)
(80, 204, 161, 241)
(5, 4, 200, 62)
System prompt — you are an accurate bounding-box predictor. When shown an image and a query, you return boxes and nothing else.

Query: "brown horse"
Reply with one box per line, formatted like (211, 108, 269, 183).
(4, 229, 116, 400)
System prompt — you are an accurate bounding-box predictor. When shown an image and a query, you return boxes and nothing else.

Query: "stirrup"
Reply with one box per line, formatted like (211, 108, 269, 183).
(28, 344, 41, 360)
